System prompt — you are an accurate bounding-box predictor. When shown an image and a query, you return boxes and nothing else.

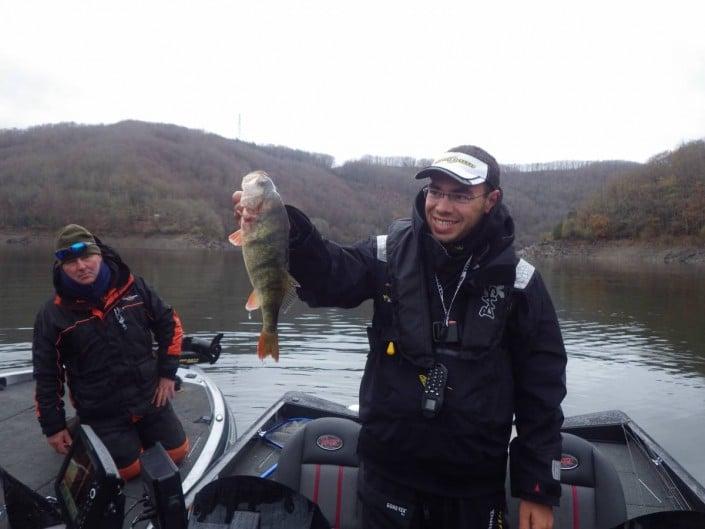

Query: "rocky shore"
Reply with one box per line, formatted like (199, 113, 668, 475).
(5, 231, 705, 264)
(519, 240, 705, 264)
(2, 231, 228, 250)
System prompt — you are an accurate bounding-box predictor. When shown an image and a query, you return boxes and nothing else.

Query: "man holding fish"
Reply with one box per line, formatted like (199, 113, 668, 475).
(232, 145, 566, 529)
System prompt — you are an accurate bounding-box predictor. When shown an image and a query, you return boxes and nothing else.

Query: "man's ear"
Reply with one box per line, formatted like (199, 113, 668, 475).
(483, 189, 501, 213)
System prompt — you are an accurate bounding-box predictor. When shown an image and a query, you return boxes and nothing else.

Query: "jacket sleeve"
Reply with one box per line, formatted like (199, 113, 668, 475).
(138, 278, 183, 380)
(32, 306, 67, 437)
(286, 205, 380, 308)
(508, 270, 567, 506)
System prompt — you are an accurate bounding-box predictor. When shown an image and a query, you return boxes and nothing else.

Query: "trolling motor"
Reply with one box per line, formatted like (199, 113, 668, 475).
(180, 333, 223, 365)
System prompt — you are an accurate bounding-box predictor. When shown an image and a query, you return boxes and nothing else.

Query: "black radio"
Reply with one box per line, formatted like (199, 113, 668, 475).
(421, 362, 448, 418)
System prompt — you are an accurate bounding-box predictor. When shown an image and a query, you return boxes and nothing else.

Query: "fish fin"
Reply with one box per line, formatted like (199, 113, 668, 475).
(257, 331, 279, 362)
(280, 273, 301, 314)
(228, 230, 243, 246)
(245, 290, 260, 311)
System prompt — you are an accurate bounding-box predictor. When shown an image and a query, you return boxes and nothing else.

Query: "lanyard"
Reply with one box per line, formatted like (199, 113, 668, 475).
(434, 256, 473, 326)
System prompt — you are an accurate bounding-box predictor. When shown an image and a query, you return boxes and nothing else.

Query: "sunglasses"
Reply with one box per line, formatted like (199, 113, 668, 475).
(55, 242, 89, 261)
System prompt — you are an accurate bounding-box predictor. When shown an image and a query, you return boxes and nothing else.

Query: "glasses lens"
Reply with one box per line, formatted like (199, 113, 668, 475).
(55, 241, 88, 261)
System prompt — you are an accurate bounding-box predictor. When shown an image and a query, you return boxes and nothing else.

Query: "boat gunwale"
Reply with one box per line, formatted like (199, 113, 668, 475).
(179, 366, 235, 495)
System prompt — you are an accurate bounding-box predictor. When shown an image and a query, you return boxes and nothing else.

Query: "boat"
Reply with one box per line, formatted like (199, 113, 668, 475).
(0, 334, 236, 529)
(4, 385, 705, 528)
(181, 391, 705, 529)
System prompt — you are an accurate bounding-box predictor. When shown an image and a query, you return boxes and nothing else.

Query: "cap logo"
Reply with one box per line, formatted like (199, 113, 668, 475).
(316, 434, 344, 451)
(434, 155, 476, 169)
(430, 151, 489, 185)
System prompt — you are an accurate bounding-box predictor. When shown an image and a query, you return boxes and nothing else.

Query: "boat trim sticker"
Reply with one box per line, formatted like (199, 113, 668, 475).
(316, 434, 344, 451)
(561, 453, 579, 470)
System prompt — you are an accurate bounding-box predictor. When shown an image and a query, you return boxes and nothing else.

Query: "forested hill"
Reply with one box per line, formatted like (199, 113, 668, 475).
(553, 140, 705, 242)
(1, 121, 641, 246)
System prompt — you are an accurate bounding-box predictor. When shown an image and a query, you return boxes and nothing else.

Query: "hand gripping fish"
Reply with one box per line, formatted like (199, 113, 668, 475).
(229, 171, 299, 361)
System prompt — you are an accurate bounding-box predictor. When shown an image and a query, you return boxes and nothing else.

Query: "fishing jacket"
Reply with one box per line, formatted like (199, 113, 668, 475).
(286, 193, 567, 506)
(32, 243, 183, 437)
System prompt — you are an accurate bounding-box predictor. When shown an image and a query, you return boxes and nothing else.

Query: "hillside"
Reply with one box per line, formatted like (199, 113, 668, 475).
(0, 121, 643, 246)
(553, 140, 705, 242)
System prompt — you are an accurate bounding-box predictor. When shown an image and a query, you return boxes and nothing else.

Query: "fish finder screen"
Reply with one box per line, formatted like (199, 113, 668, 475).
(57, 437, 94, 523)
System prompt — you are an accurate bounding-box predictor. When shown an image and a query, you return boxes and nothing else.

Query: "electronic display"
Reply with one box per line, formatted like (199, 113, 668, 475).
(56, 441, 94, 523)
(54, 425, 123, 529)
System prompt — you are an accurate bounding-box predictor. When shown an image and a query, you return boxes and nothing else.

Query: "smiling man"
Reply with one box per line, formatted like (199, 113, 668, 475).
(233, 144, 567, 529)
(32, 224, 189, 481)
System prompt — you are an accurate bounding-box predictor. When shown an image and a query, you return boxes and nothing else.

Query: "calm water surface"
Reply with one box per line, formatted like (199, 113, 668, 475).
(1, 246, 704, 485)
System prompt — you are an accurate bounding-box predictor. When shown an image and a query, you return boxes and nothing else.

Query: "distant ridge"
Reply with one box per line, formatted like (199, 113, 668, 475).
(1, 120, 669, 246)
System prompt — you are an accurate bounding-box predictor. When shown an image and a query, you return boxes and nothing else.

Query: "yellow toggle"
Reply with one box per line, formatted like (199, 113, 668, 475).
(386, 342, 396, 355)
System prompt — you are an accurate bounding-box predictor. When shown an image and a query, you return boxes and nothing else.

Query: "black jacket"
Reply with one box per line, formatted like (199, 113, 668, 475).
(32, 243, 183, 437)
(286, 193, 567, 506)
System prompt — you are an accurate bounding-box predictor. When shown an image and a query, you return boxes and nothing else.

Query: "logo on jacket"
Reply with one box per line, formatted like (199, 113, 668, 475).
(479, 285, 505, 319)
(385, 502, 408, 517)
(316, 434, 343, 451)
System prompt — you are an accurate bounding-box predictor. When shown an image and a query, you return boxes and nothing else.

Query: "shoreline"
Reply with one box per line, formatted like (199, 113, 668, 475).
(519, 240, 705, 265)
(4, 231, 705, 264)
(2, 231, 230, 251)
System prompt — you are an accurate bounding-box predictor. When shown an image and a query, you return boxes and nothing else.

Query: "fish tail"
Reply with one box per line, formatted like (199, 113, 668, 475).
(257, 330, 279, 362)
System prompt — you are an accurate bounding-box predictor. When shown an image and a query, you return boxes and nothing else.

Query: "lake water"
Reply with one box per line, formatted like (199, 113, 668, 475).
(2, 245, 704, 486)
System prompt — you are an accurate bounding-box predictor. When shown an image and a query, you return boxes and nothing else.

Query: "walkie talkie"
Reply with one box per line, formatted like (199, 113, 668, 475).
(421, 362, 448, 418)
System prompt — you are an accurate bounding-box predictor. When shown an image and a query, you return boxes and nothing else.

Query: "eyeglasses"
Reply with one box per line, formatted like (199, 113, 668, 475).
(55, 242, 88, 261)
(423, 186, 489, 205)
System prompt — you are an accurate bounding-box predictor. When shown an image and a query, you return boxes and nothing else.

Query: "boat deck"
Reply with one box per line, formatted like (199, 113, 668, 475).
(0, 369, 222, 528)
(192, 394, 705, 523)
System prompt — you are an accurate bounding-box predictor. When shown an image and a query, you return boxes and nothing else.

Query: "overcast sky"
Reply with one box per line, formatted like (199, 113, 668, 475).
(2, 0, 704, 165)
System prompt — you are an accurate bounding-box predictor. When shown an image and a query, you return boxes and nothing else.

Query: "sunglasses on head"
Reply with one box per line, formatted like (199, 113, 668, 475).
(55, 241, 89, 261)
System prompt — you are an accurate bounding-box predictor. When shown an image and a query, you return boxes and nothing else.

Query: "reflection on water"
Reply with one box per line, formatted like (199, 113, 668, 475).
(1, 246, 704, 485)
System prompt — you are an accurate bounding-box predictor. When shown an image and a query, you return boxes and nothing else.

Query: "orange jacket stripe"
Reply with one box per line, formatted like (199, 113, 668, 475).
(102, 274, 135, 313)
(167, 311, 184, 356)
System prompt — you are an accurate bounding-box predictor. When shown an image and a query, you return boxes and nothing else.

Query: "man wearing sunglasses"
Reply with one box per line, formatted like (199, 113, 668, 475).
(234, 145, 566, 529)
(32, 224, 189, 481)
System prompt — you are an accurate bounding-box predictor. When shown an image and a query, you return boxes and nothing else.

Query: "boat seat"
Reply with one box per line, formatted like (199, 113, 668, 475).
(508, 432, 628, 529)
(276, 417, 362, 529)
